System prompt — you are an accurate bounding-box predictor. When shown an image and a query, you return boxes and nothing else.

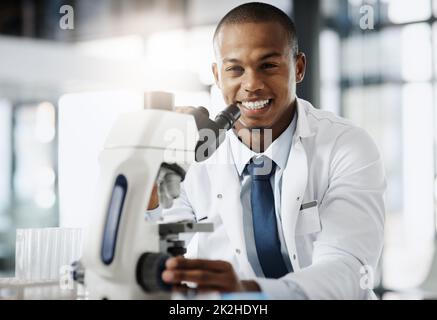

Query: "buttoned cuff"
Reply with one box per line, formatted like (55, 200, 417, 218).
(145, 206, 163, 222)
(255, 277, 308, 300)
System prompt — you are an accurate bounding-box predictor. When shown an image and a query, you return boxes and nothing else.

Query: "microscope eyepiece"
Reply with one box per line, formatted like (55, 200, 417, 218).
(190, 104, 241, 162)
(214, 104, 241, 131)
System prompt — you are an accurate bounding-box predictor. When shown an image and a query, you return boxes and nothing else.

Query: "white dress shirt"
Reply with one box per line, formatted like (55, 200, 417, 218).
(227, 112, 307, 299)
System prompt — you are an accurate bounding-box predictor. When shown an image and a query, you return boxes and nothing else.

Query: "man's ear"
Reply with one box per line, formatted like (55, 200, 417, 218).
(212, 63, 221, 89)
(295, 52, 306, 84)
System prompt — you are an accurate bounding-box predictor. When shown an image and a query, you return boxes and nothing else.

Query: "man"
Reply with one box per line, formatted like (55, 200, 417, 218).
(146, 2, 386, 299)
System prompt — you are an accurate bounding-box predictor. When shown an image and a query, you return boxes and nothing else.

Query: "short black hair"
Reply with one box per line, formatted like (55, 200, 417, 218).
(213, 2, 299, 57)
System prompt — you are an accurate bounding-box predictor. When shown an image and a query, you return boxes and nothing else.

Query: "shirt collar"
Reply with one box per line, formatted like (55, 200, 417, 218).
(229, 111, 297, 177)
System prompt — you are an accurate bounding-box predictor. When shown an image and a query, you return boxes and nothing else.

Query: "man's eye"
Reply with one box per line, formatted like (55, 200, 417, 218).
(261, 63, 278, 69)
(225, 66, 244, 73)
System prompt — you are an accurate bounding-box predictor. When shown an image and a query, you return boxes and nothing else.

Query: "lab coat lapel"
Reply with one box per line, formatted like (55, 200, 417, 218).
(206, 139, 256, 278)
(281, 99, 314, 271)
(281, 140, 307, 270)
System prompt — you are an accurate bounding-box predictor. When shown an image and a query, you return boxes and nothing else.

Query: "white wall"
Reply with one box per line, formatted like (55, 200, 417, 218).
(58, 90, 143, 228)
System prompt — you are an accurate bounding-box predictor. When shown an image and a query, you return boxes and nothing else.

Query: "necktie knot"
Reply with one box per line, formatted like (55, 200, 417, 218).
(246, 156, 276, 180)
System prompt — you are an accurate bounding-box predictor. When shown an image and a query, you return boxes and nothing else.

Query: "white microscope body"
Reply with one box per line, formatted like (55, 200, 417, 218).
(78, 96, 240, 299)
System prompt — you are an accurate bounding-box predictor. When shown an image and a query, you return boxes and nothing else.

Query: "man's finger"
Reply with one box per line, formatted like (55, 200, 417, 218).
(171, 284, 223, 296)
(162, 269, 228, 287)
(195, 285, 224, 294)
(166, 257, 231, 272)
(171, 283, 191, 293)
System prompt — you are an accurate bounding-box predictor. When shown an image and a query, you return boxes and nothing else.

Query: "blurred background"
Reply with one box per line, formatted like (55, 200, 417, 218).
(0, 0, 435, 298)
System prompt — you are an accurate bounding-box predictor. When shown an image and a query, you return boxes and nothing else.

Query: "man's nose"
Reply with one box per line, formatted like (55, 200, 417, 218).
(242, 70, 264, 92)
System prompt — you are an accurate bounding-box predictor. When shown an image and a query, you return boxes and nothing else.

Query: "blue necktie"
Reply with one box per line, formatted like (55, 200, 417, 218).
(247, 156, 289, 278)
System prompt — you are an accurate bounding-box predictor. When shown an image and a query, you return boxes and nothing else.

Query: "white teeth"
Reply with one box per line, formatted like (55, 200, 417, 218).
(241, 99, 270, 110)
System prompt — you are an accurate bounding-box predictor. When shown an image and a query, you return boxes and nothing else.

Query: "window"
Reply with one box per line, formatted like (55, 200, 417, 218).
(320, 0, 436, 293)
(13, 102, 58, 227)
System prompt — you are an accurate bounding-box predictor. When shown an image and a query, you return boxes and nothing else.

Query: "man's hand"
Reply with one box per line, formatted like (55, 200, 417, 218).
(146, 106, 198, 211)
(147, 184, 159, 210)
(161, 256, 261, 293)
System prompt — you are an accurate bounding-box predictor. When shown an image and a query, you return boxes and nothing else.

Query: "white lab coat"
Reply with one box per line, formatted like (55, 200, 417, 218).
(158, 98, 386, 299)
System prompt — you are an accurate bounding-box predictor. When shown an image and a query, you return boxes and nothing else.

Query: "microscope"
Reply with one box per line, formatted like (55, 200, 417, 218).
(74, 92, 240, 299)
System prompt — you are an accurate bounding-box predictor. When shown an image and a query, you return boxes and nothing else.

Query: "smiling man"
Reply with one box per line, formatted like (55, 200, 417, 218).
(212, 9, 304, 152)
(147, 2, 386, 299)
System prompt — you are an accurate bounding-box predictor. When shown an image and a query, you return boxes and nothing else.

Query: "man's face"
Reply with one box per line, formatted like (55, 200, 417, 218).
(213, 22, 305, 130)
